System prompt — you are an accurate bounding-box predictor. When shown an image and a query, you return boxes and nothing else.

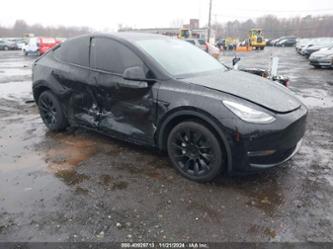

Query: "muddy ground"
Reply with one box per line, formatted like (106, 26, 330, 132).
(0, 48, 332, 242)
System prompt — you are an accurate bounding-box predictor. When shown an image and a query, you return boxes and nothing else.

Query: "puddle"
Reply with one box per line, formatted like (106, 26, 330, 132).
(0, 68, 31, 77)
(98, 175, 129, 190)
(218, 175, 285, 217)
(247, 224, 277, 239)
(245, 186, 284, 217)
(55, 170, 90, 186)
(0, 81, 33, 102)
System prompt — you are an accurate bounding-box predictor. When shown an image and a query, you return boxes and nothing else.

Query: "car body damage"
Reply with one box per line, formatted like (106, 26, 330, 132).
(36, 65, 159, 145)
(33, 33, 307, 182)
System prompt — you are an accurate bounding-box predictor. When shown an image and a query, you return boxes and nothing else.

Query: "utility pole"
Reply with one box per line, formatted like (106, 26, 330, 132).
(207, 0, 212, 43)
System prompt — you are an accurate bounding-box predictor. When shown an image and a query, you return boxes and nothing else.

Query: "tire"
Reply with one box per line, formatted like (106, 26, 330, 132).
(313, 65, 321, 69)
(167, 121, 224, 182)
(38, 91, 68, 131)
(4, 46, 9, 51)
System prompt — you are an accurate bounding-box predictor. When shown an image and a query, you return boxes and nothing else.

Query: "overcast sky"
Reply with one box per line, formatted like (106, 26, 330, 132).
(0, 0, 332, 30)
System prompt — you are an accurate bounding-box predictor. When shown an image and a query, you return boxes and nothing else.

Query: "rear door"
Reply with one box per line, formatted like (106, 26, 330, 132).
(52, 36, 99, 127)
(89, 36, 157, 145)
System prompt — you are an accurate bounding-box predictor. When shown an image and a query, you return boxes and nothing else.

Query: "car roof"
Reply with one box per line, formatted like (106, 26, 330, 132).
(88, 32, 168, 42)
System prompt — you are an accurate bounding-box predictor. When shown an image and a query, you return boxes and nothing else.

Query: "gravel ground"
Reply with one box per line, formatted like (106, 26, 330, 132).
(0, 48, 332, 242)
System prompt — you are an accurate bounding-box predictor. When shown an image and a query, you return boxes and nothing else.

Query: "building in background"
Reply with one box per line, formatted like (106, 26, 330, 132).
(118, 19, 216, 43)
(189, 19, 200, 29)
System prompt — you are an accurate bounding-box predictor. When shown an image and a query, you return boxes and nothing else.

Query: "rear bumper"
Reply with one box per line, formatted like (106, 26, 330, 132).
(227, 105, 307, 174)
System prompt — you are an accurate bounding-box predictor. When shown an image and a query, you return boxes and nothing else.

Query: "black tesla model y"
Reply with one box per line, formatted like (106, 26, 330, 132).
(32, 33, 307, 182)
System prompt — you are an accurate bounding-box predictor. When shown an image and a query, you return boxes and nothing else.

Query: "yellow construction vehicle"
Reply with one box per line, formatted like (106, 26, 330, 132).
(178, 28, 191, 39)
(249, 29, 266, 50)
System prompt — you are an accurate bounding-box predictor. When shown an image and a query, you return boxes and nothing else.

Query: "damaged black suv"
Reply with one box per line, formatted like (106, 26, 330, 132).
(32, 33, 307, 182)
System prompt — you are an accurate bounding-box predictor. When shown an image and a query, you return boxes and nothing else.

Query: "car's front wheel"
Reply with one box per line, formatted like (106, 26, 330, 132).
(167, 121, 224, 182)
(38, 91, 68, 131)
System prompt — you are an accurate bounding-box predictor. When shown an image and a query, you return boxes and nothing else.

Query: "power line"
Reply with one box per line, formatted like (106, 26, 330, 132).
(215, 8, 333, 14)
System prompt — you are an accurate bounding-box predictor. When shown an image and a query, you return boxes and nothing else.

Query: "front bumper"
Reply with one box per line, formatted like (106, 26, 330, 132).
(248, 139, 302, 169)
(226, 105, 307, 174)
(310, 59, 332, 67)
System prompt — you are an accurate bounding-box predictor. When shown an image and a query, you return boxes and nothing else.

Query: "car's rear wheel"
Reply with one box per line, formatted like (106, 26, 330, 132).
(167, 121, 224, 182)
(38, 91, 68, 131)
(4, 46, 9, 51)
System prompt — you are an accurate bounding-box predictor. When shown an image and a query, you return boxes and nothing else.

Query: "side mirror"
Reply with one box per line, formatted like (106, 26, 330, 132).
(122, 66, 147, 81)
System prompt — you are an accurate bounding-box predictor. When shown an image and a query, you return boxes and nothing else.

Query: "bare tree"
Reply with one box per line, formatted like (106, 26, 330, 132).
(214, 15, 333, 40)
(0, 20, 92, 38)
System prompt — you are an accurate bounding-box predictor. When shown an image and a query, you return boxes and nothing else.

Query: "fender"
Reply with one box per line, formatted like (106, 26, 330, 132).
(156, 108, 233, 173)
(32, 77, 72, 102)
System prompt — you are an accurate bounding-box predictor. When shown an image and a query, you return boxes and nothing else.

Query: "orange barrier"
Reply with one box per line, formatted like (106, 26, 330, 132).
(235, 46, 252, 52)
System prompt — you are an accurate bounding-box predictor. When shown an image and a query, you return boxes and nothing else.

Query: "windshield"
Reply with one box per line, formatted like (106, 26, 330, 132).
(135, 39, 226, 77)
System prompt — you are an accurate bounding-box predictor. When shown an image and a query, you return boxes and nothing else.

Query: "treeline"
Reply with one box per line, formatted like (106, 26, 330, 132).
(212, 15, 333, 40)
(0, 20, 92, 38)
(1, 15, 332, 39)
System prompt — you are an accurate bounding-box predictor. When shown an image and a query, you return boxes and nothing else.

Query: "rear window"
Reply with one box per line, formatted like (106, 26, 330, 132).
(53, 37, 90, 67)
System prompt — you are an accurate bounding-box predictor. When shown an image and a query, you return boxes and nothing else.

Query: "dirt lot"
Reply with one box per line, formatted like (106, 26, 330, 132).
(0, 48, 332, 242)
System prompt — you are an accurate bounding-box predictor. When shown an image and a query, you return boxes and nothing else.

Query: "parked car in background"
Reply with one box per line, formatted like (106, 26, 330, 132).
(0, 40, 10, 50)
(186, 38, 220, 59)
(14, 38, 28, 49)
(23, 37, 39, 55)
(299, 43, 315, 56)
(0, 39, 18, 50)
(215, 39, 225, 50)
(296, 39, 313, 54)
(185, 38, 208, 52)
(302, 42, 333, 58)
(265, 37, 278, 46)
(309, 46, 333, 68)
(23, 37, 60, 56)
(296, 38, 333, 56)
(276, 37, 297, 47)
(32, 33, 307, 182)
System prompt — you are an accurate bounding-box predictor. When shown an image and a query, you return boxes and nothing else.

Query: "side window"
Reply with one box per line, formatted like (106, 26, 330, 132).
(53, 37, 90, 67)
(91, 37, 143, 74)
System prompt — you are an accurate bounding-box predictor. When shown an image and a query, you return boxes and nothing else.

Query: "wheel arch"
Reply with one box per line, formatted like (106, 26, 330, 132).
(156, 107, 232, 172)
(32, 81, 52, 103)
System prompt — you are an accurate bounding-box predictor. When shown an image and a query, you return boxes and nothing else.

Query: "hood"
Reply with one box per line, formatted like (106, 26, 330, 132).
(181, 70, 301, 113)
(311, 49, 333, 58)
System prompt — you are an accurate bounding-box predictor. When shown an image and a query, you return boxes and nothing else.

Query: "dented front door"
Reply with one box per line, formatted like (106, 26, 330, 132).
(91, 71, 157, 145)
(90, 37, 157, 145)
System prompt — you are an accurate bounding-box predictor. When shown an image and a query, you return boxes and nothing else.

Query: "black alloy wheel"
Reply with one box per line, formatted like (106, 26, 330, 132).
(38, 91, 68, 131)
(167, 121, 224, 182)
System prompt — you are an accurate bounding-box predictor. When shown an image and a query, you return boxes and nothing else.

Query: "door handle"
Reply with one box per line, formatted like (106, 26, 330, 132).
(120, 80, 149, 89)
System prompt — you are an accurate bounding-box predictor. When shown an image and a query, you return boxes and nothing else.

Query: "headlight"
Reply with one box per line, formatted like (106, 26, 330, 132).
(223, 100, 275, 124)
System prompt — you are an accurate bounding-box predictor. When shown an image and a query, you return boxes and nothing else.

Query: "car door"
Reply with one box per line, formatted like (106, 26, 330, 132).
(89, 36, 157, 145)
(52, 36, 99, 127)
